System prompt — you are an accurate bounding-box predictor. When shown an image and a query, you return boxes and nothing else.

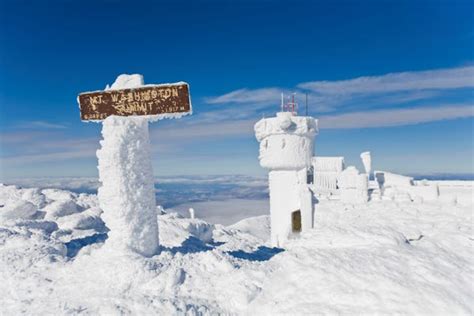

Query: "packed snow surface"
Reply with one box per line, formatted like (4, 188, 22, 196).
(0, 182, 473, 314)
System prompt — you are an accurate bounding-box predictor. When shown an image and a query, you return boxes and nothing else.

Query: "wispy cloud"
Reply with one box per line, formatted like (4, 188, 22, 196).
(319, 104, 474, 129)
(16, 120, 68, 129)
(206, 88, 284, 106)
(0, 131, 51, 144)
(205, 66, 474, 116)
(151, 103, 474, 145)
(298, 66, 474, 95)
(0, 129, 99, 166)
(2, 66, 473, 171)
(1, 148, 96, 165)
(151, 119, 255, 144)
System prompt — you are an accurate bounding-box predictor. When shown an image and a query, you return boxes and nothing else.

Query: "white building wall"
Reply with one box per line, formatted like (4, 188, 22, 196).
(268, 170, 299, 247)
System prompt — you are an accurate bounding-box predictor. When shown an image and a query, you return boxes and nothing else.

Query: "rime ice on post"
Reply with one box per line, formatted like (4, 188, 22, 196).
(78, 74, 192, 257)
(96, 75, 159, 256)
(255, 103, 318, 247)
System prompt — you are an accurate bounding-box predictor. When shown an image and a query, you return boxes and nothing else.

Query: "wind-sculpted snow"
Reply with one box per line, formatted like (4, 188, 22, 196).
(0, 183, 472, 314)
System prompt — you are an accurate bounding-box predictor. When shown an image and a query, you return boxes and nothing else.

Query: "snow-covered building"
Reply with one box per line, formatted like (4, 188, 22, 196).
(255, 105, 318, 247)
(337, 166, 369, 203)
(375, 170, 439, 202)
(255, 97, 442, 247)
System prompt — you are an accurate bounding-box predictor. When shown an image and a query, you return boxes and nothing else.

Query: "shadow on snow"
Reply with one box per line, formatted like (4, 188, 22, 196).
(65, 234, 284, 262)
(227, 246, 284, 262)
(164, 236, 284, 262)
(65, 233, 108, 257)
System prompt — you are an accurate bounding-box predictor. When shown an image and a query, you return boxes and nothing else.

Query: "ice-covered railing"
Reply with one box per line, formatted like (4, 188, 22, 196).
(312, 157, 345, 173)
(311, 157, 345, 193)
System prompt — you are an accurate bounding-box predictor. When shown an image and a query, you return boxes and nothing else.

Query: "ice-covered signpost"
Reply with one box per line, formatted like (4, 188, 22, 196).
(77, 74, 191, 257)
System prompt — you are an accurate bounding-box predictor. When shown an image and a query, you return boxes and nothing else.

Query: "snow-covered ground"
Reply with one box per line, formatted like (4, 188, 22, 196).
(0, 181, 472, 314)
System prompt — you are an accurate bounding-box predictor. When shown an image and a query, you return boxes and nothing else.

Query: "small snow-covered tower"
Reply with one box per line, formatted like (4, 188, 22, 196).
(255, 95, 318, 247)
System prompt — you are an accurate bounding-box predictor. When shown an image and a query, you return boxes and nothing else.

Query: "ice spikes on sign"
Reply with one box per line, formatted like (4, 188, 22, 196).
(77, 82, 191, 121)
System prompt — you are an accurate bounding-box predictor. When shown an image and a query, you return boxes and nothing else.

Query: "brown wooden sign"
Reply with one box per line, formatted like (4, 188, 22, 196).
(78, 83, 191, 121)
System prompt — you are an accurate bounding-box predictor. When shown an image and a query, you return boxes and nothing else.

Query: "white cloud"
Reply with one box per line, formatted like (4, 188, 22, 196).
(298, 66, 474, 95)
(0, 131, 51, 144)
(205, 66, 474, 114)
(153, 104, 474, 144)
(319, 104, 474, 129)
(1, 148, 96, 165)
(3, 66, 473, 170)
(0, 130, 99, 165)
(151, 119, 255, 142)
(206, 88, 283, 105)
(17, 121, 67, 129)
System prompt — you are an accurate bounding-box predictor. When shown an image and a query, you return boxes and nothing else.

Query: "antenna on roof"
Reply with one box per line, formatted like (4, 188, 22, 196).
(280, 93, 284, 112)
(305, 93, 308, 116)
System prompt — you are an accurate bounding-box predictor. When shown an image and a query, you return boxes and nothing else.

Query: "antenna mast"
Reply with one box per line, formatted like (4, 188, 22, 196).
(280, 93, 284, 112)
(292, 93, 295, 113)
(305, 93, 308, 116)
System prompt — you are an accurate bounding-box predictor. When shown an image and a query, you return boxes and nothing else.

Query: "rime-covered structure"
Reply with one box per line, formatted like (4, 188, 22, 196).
(337, 166, 369, 204)
(97, 74, 160, 257)
(312, 157, 345, 193)
(255, 112, 318, 247)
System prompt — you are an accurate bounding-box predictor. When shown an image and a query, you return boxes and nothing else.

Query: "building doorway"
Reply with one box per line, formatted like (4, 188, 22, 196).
(292, 210, 302, 233)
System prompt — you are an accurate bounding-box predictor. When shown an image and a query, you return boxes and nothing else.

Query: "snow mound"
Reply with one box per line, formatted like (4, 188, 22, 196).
(42, 188, 76, 202)
(0, 200, 38, 220)
(55, 207, 105, 231)
(159, 212, 215, 247)
(43, 200, 81, 219)
(228, 215, 270, 241)
(20, 188, 47, 208)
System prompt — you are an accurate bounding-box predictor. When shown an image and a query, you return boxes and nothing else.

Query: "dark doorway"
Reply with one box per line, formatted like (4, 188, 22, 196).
(292, 210, 302, 233)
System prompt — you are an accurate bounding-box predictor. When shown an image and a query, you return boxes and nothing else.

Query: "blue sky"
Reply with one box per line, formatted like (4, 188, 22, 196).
(0, 0, 473, 179)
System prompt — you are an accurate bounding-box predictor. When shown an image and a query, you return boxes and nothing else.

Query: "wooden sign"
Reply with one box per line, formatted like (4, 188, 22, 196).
(78, 83, 191, 121)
